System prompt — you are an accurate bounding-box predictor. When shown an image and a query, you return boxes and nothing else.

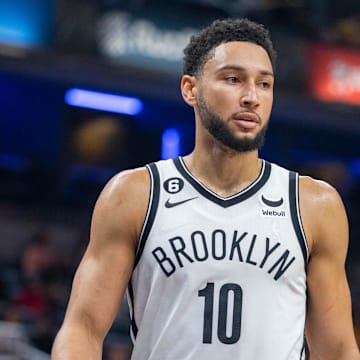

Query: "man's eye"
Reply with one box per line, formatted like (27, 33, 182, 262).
(259, 81, 271, 89)
(226, 77, 238, 83)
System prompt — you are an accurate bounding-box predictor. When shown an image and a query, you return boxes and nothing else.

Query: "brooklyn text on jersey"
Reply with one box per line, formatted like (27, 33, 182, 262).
(127, 157, 308, 360)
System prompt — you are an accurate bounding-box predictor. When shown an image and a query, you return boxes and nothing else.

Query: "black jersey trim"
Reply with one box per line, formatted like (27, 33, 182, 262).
(173, 158, 271, 208)
(300, 335, 309, 360)
(128, 280, 138, 339)
(129, 163, 160, 341)
(289, 171, 309, 264)
(134, 162, 160, 268)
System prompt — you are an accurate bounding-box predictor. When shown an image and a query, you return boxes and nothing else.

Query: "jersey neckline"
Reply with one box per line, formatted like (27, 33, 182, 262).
(172, 157, 271, 208)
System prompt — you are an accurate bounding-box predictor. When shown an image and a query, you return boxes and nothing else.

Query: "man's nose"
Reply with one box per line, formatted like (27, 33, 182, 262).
(240, 83, 259, 108)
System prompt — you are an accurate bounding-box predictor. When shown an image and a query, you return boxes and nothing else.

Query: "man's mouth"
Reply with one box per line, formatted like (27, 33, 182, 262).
(233, 111, 259, 123)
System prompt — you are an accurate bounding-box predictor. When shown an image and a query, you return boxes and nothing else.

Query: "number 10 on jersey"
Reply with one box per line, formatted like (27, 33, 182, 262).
(198, 282, 243, 344)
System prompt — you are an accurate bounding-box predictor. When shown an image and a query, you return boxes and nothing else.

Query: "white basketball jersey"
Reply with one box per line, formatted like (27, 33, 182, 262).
(128, 158, 308, 360)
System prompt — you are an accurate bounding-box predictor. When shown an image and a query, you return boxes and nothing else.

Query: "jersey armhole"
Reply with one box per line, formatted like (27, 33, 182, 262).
(133, 162, 160, 268)
(129, 163, 160, 341)
(289, 171, 310, 265)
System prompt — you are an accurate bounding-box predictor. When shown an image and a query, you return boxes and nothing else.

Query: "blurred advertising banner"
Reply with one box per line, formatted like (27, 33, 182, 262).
(308, 44, 360, 106)
(97, 11, 196, 71)
(95, 4, 226, 73)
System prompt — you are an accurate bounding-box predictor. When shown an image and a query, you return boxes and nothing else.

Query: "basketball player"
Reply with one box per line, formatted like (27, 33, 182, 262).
(51, 18, 360, 359)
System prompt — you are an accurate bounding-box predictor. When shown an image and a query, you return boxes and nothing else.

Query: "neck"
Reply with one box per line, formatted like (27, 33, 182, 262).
(183, 147, 262, 198)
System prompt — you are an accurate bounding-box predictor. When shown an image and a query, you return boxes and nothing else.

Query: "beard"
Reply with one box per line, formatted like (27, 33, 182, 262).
(197, 95, 268, 153)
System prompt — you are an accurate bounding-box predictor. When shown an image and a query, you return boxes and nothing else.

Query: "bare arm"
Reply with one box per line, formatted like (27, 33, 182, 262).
(51, 168, 150, 359)
(300, 176, 360, 359)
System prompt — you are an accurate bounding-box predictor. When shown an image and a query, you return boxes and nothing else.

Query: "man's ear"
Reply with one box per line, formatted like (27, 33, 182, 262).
(180, 75, 197, 106)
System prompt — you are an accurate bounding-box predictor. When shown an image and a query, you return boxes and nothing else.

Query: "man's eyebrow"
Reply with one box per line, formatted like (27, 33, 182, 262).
(216, 65, 274, 77)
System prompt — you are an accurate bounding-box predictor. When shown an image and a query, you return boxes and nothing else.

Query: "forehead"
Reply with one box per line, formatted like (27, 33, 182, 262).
(204, 41, 273, 74)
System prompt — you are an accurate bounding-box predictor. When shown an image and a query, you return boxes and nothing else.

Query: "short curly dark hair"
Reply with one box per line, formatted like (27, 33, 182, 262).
(183, 18, 276, 76)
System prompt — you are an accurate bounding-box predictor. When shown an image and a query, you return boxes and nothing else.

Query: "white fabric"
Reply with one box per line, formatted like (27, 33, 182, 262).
(128, 158, 308, 360)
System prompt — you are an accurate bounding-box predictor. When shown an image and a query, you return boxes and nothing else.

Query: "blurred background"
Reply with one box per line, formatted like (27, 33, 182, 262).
(0, 0, 359, 358)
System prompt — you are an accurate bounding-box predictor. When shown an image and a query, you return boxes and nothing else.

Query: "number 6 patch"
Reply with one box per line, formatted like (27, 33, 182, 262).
(163, 177, 184, 194)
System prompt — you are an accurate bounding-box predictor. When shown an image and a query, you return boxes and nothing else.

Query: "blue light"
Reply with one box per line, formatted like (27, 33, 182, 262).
(162, 128, 181, 159)
(350, 159, 360, 176)
(64, 88, 143, 115)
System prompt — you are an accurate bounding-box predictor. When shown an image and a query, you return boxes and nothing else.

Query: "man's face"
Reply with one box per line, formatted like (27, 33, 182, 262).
(195, 41, 274, 152)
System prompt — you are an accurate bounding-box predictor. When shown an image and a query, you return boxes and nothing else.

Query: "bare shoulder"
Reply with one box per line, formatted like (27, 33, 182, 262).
(97, 166, 150, 206)
(298, 175, 348, 254)
(91, 166, 151, 249)
(299, 175, 343, 207)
